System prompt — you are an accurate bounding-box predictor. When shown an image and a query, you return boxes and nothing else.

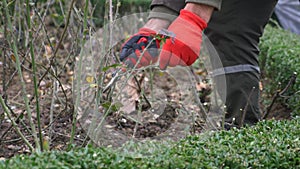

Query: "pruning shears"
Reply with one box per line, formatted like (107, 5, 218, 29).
(157, 29, 176, 44)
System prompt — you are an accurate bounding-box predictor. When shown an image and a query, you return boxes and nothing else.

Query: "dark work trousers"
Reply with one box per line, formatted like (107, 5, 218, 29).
(150, 0, 278, 126)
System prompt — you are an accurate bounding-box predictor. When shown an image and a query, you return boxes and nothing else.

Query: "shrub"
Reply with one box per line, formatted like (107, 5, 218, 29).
(259, 24, 300, 116)
(1, 117, 299, 168)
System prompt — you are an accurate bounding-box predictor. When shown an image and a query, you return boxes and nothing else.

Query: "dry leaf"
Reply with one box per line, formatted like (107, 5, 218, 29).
(61, 84, 71, 90)
(10, 54, 16, 62)
(7, 145, 21, 150)
(44, 45, 52, 58)
(67, 71, 74, 76)
(86, 76, 94, 83)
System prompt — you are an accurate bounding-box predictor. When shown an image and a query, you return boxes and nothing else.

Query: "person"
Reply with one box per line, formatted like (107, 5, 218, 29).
(274, 0, 300, 35)
(119, 0, 278, 129)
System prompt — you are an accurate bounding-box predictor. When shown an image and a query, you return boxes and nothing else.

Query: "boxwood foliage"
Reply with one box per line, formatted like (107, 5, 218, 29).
(259, 24, 300, 116)
(1, 117, 299, 169)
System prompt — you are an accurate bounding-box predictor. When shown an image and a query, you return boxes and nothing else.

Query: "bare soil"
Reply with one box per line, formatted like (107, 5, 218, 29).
(0, 34, 291, 159)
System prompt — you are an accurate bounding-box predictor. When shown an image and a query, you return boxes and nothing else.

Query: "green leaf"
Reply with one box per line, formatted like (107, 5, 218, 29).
(102, 64, 122, 72)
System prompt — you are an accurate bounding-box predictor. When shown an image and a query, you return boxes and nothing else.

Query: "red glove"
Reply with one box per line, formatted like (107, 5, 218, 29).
(120, 28, 161, 68)
(159, 9, 207, 69)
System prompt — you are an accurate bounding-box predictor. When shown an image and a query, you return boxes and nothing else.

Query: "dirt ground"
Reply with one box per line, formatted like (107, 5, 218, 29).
(0, 28, 291, 159)
(0, 57, 291, 158)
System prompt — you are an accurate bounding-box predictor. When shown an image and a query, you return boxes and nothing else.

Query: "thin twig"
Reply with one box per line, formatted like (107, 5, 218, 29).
(132, 76, 146, 138)
(33, 3, 55, 52)
(262, 72, 297, 119)
(2, 14, 7, 103)
(133, 75, 152, 109)
(38, 0, 76, 90)
(278, 72, 297, 97)
(0, 110, 25, 141)
(48, 79, 58, 148)
(0, 95, 34, 151)
(239, 87, 255, 128)
(1, 135, 32, 144)
(0, 95, 32, 141)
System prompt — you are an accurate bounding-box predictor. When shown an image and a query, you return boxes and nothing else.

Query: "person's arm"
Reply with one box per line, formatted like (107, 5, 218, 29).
(184, 3, 214, 23)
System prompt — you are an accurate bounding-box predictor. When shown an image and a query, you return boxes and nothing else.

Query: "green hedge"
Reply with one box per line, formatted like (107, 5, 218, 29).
(259, 24, 300, 116)
(1, 117, 299, 168)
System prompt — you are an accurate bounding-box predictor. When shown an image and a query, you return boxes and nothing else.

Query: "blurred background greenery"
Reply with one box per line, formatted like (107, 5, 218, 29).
(91, 0, 151, 27)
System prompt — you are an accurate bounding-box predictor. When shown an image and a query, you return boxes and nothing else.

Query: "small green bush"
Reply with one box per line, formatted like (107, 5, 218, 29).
(1, 117, 299, 168)
(259, 24, 300, 116)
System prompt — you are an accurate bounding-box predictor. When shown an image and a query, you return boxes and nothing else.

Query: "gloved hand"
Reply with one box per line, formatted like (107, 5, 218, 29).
(120, 28, 161, 68)
(159, 9, 207, 69)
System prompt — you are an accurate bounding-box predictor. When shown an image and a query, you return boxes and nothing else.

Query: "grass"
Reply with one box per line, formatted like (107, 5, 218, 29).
(1, 117, 299, 168)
